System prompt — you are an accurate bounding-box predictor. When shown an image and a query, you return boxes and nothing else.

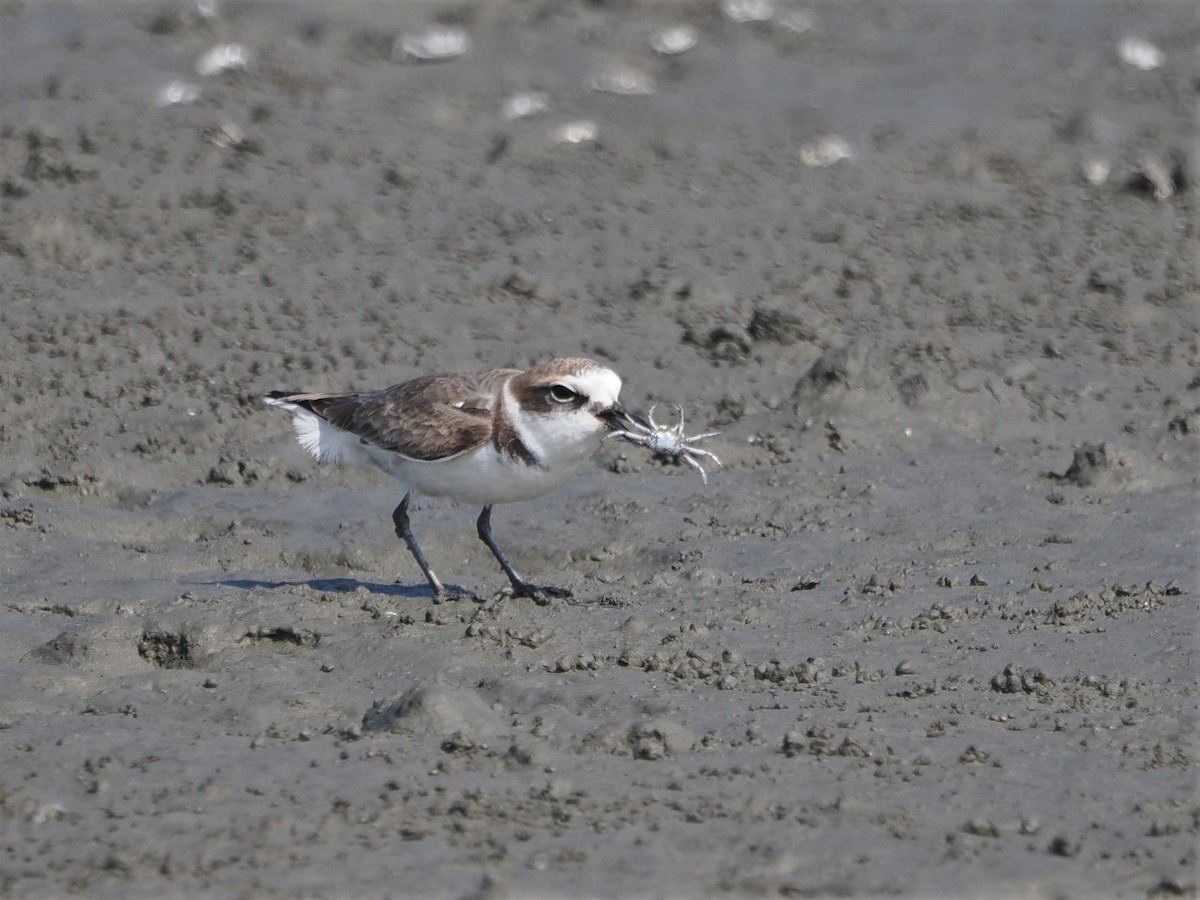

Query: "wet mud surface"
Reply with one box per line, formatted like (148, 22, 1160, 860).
(1, 0, 1197, 896)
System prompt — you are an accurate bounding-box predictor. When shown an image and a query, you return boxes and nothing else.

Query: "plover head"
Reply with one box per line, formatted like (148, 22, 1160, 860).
(506, 357, 637, 458)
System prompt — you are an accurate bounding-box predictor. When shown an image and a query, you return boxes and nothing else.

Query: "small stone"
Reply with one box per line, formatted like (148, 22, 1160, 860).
(441, 731, 477, 754)
(959, 745, 990, 764)
(964, 818, 1001, 838)
(1048, 834, 1081, 857)
(782, 731, 806, 758)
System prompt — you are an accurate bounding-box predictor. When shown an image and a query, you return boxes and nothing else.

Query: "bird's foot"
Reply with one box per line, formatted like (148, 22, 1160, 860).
(433, 586, 481, 604)
(505, 581, 573, 606)
(394, 578, 478, 604)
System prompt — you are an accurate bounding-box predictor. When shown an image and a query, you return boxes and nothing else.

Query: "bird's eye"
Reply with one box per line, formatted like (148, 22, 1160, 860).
(549, 384, 580, 403)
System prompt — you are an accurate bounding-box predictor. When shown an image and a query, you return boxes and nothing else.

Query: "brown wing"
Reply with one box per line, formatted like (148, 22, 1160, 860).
(290, 369, 519, 462)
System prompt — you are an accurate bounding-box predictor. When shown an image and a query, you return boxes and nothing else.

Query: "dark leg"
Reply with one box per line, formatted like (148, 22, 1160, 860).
(392, 493, 446, 600)
(475, 505, 571, 602)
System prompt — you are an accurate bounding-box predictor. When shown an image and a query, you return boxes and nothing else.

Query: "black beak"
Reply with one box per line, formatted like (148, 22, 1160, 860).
(599, 402, 648, 432)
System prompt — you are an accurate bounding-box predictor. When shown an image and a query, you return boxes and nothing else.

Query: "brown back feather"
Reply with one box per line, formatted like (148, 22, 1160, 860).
(299, 370, 520, 462)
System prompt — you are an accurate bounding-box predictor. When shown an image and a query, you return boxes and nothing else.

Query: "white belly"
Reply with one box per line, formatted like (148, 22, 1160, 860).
(363, 441, 599, 506)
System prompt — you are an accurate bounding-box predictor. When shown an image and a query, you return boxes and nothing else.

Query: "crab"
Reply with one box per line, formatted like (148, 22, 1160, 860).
(610, 404, 723, 484)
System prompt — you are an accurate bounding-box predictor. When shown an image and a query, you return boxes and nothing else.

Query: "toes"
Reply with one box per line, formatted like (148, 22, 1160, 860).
(510, 582, 572, 605)
(432, 587, 479, 603)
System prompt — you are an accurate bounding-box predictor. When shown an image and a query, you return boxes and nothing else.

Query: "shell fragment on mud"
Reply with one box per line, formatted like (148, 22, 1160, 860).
(1117, 36, 1164, 71)
(502, 91, 550, 121)
(155, 80, 201, 107)
(651, 26, 698, 56)
(778, 8, 815, 34)
(1081, 157, 1111, 186)
(800, 135, 854, 167)
(1132, 156, 1175, 201)
(721, 0, 776, 23)
(552, 120, 599, 145)
(203, 119, 246, 149)
(589, 64, 656, 96)
(393, 26, 471, 63)
(195, 42, 250, 76)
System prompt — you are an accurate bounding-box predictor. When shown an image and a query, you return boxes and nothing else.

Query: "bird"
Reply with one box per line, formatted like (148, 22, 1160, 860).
(264, 357, 641, 601)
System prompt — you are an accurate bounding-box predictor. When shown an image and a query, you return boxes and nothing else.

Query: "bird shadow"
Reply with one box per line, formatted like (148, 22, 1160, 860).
(189, 575, 602, 605)
(192, 576, 433, 600)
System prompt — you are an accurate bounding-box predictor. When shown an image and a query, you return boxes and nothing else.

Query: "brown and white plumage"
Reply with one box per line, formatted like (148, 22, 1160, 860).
(264, 357, 637, 600)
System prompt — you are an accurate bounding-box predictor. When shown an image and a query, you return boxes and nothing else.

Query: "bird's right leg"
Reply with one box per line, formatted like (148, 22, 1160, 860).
(391, 493, 447, 601)
(476, 505, 571, 605)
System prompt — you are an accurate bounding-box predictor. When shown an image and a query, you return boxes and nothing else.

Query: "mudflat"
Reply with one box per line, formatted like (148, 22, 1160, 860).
(1, 1, 1196, 897)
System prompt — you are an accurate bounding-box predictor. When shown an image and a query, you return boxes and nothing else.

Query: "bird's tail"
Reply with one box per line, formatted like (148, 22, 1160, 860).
(264, 391, 365, 465)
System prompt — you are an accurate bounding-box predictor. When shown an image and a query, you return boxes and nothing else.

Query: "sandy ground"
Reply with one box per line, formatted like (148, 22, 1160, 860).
(1, 0, 1197, 897)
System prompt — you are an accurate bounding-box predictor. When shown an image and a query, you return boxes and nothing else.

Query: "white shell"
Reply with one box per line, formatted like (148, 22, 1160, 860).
(1137, 156, 1174, 201)
(589, 65, 656, 96)
(1117, 37, 1164, 71)
(721, 0, 776, 23)
(394, 26, 470, 62)
(195, 43, 250, 76)
(651, 26, 698, 56)
(553, 120, 598, 145)
(779, 9, 815, 34)
(204, 119, 245, 149)
(1081, 157, 1111, 186)
(800, 135, 853, 167)
(502, 91, 550, 121)
(155, 80, 201, 107)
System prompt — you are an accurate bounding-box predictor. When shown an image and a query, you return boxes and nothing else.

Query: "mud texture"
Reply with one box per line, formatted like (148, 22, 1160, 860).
(1, 0, 1197, 897)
